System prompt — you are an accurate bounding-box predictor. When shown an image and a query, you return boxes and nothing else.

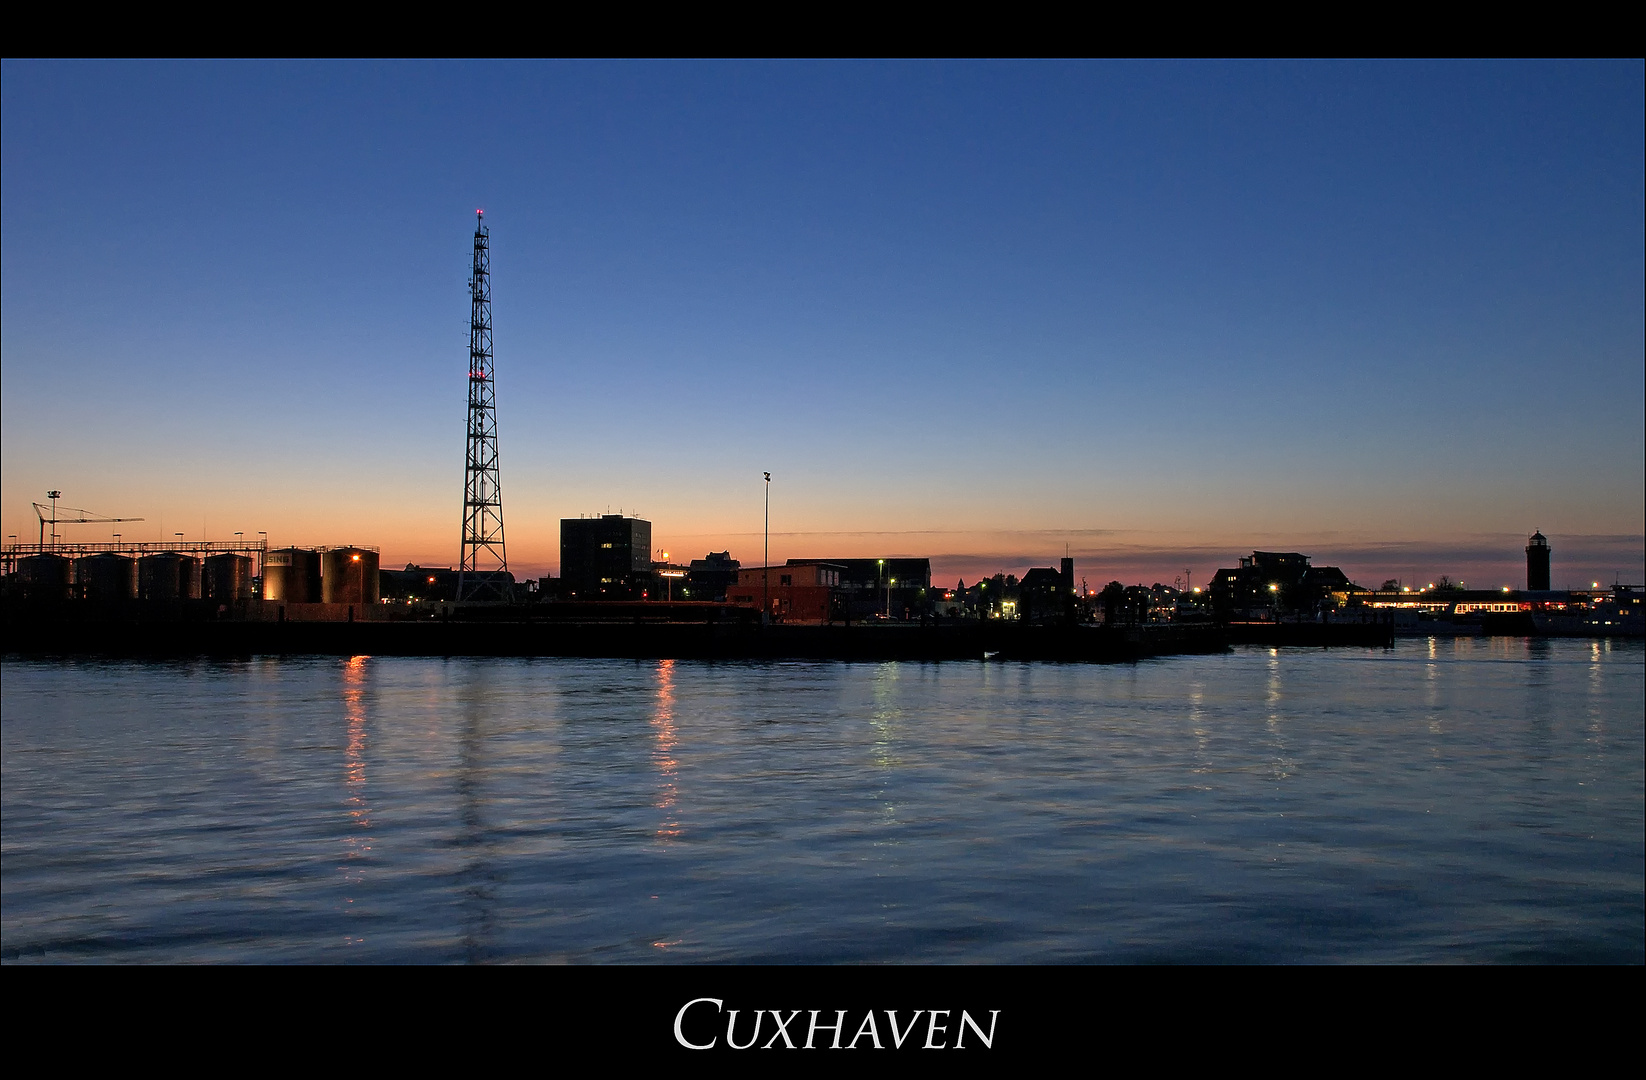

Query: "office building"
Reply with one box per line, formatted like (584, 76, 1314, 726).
(561, 515, 653, 600)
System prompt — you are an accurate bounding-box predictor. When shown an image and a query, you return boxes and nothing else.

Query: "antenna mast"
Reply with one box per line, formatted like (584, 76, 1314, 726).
(458, 210, 508, 600)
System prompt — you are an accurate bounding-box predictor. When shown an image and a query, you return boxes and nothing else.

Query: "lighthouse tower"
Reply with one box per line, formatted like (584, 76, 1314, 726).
(1525, 531, 1551, 591)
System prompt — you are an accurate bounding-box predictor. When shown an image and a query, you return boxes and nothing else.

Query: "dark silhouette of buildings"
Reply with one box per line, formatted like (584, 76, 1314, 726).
(1207, 551, 1355, 619)
(1526, 531, 1551, 591)
(381, 565, 460, 602)
(688, 551, 741, 602)
(561, 515, 652, 600)
(1018, 558, 1077, 623)
(789, 557, 932, 619)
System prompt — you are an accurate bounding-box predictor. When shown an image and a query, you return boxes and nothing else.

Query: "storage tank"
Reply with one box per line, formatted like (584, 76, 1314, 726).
(322, 547, 380, 605)
(262, 547, 321, 602)
(203, 553, 254, 602)
(18, 554, 73, 600)
(138, 553, 199, 600)
(76, 552, 137, 602)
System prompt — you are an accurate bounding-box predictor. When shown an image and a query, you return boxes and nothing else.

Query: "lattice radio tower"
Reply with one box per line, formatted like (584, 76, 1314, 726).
(458, 210, 508, 600)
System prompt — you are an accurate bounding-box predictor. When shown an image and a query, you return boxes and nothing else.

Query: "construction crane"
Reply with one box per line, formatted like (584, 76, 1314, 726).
(34, 491, 144, 548)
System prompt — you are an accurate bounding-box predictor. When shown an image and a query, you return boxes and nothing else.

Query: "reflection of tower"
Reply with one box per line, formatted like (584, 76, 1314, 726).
(459, 211, 508, 600)
(455, 684, 498, 963)
(1526, 530, 1551, 591)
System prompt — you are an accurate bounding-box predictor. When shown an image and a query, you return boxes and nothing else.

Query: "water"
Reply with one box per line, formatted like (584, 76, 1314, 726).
(3, 639, 1641, 963)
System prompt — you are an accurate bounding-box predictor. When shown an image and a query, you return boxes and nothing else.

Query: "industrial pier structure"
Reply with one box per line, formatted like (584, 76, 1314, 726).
(2, 539, 381, 607)
(5, 539, 268, 603)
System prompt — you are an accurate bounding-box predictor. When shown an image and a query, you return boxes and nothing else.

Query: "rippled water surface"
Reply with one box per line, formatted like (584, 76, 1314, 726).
(3, 639, 1642, 963)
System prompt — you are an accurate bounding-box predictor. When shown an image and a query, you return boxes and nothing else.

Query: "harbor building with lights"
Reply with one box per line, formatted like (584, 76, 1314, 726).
(560, 514, 653, 600)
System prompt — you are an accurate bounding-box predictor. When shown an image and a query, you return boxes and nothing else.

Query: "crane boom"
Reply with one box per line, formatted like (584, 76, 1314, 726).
(32, 502, 144, 547)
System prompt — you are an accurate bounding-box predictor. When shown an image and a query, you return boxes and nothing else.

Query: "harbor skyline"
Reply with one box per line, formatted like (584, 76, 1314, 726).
(3, 61, 1641, 589)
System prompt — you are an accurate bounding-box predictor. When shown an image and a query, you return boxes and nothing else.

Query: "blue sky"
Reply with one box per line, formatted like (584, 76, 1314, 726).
(3, 61, 1641, 587)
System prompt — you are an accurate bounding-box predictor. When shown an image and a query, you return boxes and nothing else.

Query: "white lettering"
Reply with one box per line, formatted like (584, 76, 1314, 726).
(955, 1010, 999, 1049)
(924, 1010, 951, 1049)
(673, 998, 722, 1050)
(726, 1010, 764, 1050)
(806, 1010, 848, 1049)
(886, 1011, 925, 1049)
(846, 1011, 883, 1050)
(762, 1010, 803, 1049)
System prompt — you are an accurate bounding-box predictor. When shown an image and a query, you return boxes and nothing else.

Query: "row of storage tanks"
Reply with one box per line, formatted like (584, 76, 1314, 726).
(14, 547, 380, 604)
(261, 547, 380, 604)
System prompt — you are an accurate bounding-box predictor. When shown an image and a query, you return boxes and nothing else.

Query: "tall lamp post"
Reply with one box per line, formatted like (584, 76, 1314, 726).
(45, 490, 62, 548)
(763, 472, 771, 626)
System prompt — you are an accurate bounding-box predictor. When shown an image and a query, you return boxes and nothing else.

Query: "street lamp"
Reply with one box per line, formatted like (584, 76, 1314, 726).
(763, 472, 771, 626)
(45, 491, 62, 548)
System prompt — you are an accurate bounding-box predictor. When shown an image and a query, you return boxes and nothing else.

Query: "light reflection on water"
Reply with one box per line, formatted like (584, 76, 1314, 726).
(340, 655, 370, 946)
(2, 640, 1641, 963)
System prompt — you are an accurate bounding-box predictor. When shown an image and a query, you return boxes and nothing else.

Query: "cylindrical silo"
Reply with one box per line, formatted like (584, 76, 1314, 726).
(138, 553, 200, 601)
(203, 553, 253, 602)
(76, 552, 137, 602)
(322, 547, 380, 605)
(262, 548, 321, 602)
(18, 554, 73, 600)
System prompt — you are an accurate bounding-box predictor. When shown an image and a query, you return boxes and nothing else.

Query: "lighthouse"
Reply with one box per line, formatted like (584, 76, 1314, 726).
(1525, 531, 1551, 591)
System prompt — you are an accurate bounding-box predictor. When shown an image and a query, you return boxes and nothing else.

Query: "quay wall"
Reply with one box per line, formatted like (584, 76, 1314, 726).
(0, 615, 1248, 662)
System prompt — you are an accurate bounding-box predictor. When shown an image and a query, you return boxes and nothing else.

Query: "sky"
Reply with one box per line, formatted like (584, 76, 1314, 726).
(3, 61, 1642, 590)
